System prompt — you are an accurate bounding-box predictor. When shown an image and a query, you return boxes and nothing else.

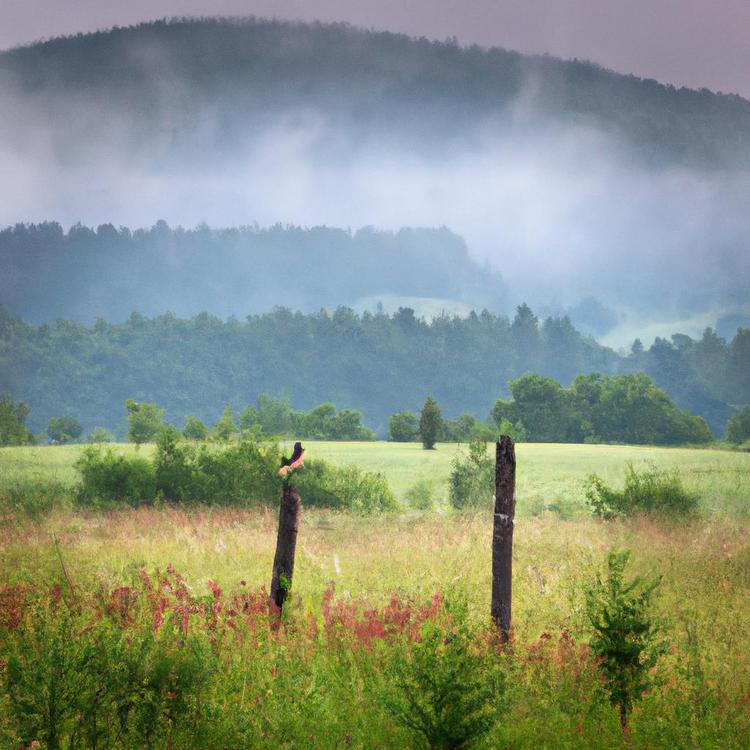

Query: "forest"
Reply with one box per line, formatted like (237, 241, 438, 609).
(1, 303, 746, 437)
(2, 17, 749, 170)
(0, 222, 504, 323)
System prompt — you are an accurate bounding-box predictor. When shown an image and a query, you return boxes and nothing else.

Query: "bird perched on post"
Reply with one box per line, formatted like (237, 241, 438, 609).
(278, 442, 305, 477)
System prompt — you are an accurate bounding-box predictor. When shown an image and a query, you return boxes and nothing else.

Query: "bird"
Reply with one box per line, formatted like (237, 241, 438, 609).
(278, 442, 305, 477)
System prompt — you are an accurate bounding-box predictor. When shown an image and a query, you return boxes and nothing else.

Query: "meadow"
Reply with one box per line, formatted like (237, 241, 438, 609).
(1, 441, 749, 748)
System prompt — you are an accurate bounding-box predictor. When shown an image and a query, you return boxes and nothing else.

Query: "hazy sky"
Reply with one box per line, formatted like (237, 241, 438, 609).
(3, 0, 750, 98)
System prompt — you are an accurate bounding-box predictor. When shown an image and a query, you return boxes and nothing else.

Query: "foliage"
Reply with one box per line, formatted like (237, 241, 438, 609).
(377, 599, 506, 749)
(404, 479, 436, 511)
(585, 551, 665, 734)
(388, 411, 419, 442)
(240, 395, 376, 440)
(86, 426, 115, 443)
(4, 303, 744, 439)
(182, 415, 209, 440)
(0, 394, 36, 446)
(125, 399, 165, 444)
(442, 413, 496, 442)
(585, 463, 700, 519)
(494, 372, 715, 445)
(448, 439, 494, 510)
(75, 447, 157, 507)
(419, 396, 443, 450)
(497, 417, 527, 442)
(47, 416, 82, 443)
(152, 429, 279, 506)
(725, 405, 750, 443)
(294, 458, 399, 514)
(73, 432, 398, 512)
(212, 406, 238, 441)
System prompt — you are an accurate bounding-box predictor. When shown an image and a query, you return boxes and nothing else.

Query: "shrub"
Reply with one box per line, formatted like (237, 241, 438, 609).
(449, 439, 494, 510)
(377, 599, 505, 749)
(585, 463, 699, 519)
(294, 458, 398, 514)
(405, 479, 436, 510)
(585, 551, 665, 735)
(75, 447, 157, 506)
(154, 430, 280, 506)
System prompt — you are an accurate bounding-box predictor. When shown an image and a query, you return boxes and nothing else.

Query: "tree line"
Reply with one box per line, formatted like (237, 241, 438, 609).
(1, 304, 747, 439)
(0, 222, 504, 324)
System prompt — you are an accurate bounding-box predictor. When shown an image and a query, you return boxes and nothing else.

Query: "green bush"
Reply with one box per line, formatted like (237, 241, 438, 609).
(154, 429, 279, 506)
(405, 479, 436, 510)
(377, 599, 505, 749)
(75, 447, 157, 507)
(74, 434, 399, 512)
(585, 463, 699, 519)
(449, 440, 494, 510)
(585, 551, 665, 735)
(294, 458, 398, 514)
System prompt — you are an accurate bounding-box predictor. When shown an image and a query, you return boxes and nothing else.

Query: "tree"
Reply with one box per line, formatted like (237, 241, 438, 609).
(388, 411, 419, 442)
(585, 551, 665, 736)
(419, 396, 443, 449)
(213, 406, 238, 441)
(725, 405, 750, 444)
(0, 395, 36, 446)
(125, 399, 165, 444)
(47, 417, 83, 443)
(182, 415, 208, 440)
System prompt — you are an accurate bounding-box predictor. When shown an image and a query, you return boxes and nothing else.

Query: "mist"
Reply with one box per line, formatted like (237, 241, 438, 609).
(1, 18, 748, 337)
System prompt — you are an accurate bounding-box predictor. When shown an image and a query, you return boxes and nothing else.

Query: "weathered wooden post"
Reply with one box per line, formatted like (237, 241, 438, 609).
(270, 481, 301, 610)
(491, 435, 516, 641)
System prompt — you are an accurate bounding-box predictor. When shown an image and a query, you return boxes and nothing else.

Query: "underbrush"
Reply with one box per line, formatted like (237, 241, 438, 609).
(72, 430, 397, 513)
(1, 565, 747, 749)
(586, 463, 699, 519)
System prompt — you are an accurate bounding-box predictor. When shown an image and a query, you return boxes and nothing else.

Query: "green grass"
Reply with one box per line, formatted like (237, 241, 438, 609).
(1, 442, 750, 747)
(3, 440, 748, 515)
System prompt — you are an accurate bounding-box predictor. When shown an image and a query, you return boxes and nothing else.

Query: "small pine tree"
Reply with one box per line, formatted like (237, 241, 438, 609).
(419, 396, 443, 450)
(585, 551, 665, 736)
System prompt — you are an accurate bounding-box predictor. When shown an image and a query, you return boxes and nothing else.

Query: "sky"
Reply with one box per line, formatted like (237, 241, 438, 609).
(3, 0, 750, 98)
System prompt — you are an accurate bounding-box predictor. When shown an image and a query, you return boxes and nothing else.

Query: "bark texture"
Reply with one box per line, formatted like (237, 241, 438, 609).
(491, 436, 516, 640)
(270, 483, 301, 610)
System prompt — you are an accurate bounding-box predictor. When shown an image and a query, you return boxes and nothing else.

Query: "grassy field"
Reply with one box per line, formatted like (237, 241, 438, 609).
(1, 442, 749, 748)
(2, 440, 749, 514)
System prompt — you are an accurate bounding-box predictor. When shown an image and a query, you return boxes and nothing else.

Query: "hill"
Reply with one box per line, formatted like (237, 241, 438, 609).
(2, 17, 749, 170)
(1, 18, 749, 324)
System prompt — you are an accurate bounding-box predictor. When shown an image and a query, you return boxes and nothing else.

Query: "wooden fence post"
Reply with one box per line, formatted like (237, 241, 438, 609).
(270, 482, 301, 610)
(491, 435, 516, 641)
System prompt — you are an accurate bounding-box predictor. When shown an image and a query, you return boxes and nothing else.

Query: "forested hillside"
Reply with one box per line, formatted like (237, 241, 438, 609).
(0, 222, 502, 323)
(1, 304, 746, 437)
(2, 17, 749, 169)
